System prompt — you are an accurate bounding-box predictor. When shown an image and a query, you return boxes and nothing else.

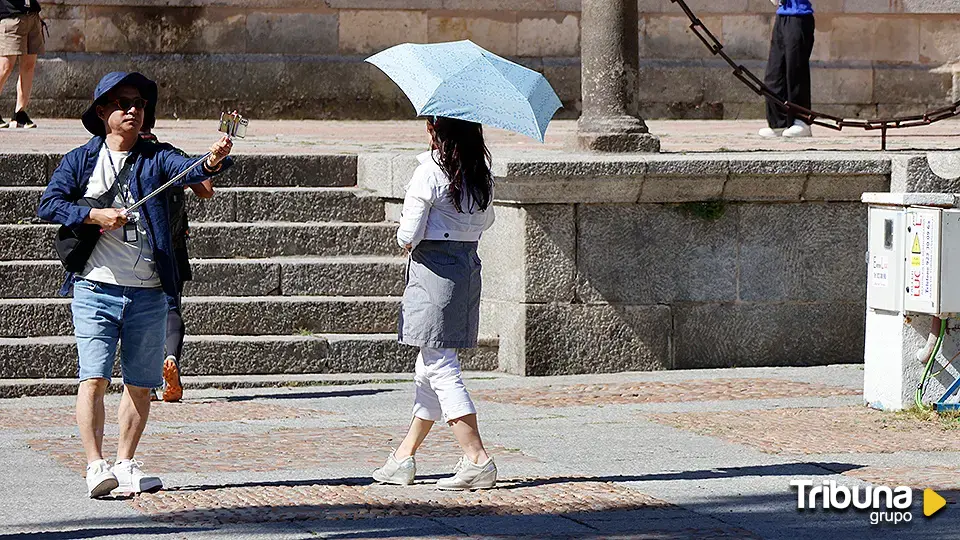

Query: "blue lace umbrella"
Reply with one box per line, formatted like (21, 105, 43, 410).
(366, 40, 562, 143)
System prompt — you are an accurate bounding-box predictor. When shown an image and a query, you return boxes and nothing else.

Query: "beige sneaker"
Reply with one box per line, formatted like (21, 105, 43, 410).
(436, 456, 497, 490)
(372, 452, 416, 485)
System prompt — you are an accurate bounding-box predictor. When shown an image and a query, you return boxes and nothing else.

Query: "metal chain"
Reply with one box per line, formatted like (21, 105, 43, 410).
(669, 0, 960, 150)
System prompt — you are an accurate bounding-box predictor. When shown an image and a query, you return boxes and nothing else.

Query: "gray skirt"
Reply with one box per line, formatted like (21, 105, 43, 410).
(399, 240, 481, 349)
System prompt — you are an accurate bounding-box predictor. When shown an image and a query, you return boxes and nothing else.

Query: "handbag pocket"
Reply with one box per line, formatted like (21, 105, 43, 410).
(55, 223, 102, 273)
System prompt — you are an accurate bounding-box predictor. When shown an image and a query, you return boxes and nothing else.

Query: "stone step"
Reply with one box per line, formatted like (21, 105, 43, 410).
(0, 222, 403, 260)
(0, 153, 358, 188)
(0, 296, 403, 337)
(0, 334, 499, 381)
(0, 186, 385, 224)
(0, 257, 407, 298)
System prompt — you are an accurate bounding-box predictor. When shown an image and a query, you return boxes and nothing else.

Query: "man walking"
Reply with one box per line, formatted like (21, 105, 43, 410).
(140, 121, 214, 403)
(37, 72, 233, 498)
(0, 0, 43, 128)
(758, 0, 815, 138)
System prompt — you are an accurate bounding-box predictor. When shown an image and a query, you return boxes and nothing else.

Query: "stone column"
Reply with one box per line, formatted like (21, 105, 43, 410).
(578, 0, 660, 153)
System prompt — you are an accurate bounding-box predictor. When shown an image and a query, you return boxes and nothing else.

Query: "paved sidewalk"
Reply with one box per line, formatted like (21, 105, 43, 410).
(2, 118, 960, 155)
(1, 365, 957, 539)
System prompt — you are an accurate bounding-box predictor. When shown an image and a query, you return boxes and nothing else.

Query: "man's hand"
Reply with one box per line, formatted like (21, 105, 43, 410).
(206, 135, 233, 170)
(85, 208, 128, 231)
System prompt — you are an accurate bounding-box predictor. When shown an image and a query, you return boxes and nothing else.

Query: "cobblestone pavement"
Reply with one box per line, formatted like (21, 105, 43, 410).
(844, 466, 960, 494)
(132, 479, 669, 524)
(646, 405, 960, 455)
(473, 378, 859, 407)
(0, 400, 332, 429)
(2, 366, 957, 539)
(29, 425, 537, 475)
(3, 118, 960, 155)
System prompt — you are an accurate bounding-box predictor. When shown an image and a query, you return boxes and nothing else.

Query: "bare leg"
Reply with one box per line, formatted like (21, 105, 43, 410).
(449, 414, 490, 464)
(116, 385, 152, 461)
(77, 378, 109, 464)
(0, 56, 15, 105)
(15, 54, 36, 112)
(394, 417, 434, 459)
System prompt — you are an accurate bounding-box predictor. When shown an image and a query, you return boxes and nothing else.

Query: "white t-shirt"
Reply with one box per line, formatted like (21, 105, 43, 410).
(79, 146, 162, 288)
(396, 151, 495, 248)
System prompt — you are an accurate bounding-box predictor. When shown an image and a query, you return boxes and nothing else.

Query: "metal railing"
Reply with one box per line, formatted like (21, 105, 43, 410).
(671, 0, 960, 150)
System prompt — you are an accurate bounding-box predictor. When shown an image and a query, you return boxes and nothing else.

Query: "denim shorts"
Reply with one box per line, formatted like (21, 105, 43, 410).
(72, 279, 167, 388)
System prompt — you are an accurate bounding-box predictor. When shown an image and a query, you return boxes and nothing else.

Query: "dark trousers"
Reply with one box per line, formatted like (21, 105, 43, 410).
(165, 306, 185, 366)
(764, 14, 815, 129)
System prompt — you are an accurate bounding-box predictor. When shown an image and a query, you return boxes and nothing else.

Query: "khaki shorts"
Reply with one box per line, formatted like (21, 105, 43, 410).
(0, 13, 45, 56)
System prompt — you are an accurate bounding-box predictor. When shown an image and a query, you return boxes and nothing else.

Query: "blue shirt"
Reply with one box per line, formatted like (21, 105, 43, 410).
(38, 136, 233, 302)
(778, 0, 813, 16)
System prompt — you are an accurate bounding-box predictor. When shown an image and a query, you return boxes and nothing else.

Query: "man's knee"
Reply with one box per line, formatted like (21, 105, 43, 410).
(123, 385, 153, 399)
(78, 378, 109, 396)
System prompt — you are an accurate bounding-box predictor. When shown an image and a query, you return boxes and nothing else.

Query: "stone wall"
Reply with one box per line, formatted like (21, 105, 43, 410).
(361, 151, 892, 375)
(3, 0, 959, 119)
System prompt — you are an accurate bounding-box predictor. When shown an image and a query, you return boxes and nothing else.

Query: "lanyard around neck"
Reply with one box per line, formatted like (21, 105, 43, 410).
(103, 144, 134, 202)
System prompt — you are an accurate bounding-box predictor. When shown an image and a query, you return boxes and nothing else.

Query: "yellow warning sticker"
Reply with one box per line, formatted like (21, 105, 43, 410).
(912, 234, 921, 254)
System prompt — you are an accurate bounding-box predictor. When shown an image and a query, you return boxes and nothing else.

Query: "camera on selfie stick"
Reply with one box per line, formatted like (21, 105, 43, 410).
(125, 112, 248, 214)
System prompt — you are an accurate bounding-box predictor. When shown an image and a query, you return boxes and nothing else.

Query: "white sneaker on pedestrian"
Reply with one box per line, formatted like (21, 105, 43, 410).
(86, 459, 118, 499)
(372, 451, 416, 485)
(111, 459, 162, 494)
(436, 456, 497, 491)
(782, 120, 813, 138)
(758, 127, 785, 138)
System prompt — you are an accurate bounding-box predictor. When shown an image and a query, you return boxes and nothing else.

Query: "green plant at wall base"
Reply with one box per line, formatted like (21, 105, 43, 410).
(677, 201, 726, 221)
(894, 406, 960, 431)
(294, 327, 313, 336)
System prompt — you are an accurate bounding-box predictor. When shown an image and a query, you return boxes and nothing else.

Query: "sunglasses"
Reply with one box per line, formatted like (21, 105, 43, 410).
(105, 97, 148, 112)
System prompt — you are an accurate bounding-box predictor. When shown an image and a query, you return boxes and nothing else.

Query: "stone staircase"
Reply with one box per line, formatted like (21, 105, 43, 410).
(0, 154, 498, 384)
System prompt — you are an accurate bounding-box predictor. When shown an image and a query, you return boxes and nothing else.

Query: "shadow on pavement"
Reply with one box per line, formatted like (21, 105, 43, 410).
(169, 462, 866, 493)
(0, 526, 212, 540)
(4, 488, 956, 540)
(222, 388, 398, 402)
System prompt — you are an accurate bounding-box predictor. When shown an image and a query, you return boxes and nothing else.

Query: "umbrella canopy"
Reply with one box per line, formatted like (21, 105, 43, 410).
(366, 40, 562, 143)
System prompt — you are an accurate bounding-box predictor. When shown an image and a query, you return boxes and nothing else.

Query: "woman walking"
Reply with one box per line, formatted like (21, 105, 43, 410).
(373, 116, 497, 491)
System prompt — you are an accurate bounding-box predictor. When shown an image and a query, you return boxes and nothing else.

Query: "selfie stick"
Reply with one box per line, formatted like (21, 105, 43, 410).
(124, 151, 213, 214)
(123, 112, 243, 215)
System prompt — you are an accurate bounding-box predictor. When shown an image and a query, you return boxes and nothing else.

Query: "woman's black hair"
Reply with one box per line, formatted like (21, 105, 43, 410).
(428, 116, 493, 213)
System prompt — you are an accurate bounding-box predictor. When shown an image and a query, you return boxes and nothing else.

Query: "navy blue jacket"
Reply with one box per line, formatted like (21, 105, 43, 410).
(37, 136, 233, 301)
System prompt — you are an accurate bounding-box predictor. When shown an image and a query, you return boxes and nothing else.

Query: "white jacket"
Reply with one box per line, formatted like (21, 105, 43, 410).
(396, 151, 496, 248)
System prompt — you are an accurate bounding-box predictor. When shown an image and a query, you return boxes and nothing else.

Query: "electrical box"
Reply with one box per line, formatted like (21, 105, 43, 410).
(867, 207, 905, 312)
(867, 203, 960, 316)
(938, 210, 960, 313)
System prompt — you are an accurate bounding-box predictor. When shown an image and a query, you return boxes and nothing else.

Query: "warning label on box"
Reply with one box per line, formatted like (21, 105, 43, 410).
(909, 214, 936, 304)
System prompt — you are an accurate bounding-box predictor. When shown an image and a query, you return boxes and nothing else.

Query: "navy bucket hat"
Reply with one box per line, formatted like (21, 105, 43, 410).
(81, 71, 158, 137)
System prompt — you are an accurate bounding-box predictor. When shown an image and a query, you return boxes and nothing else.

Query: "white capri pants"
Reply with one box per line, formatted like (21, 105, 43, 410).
(412, 347, 477, 422)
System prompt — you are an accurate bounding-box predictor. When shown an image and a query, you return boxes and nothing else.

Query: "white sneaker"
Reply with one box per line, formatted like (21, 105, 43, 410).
(111, 459, 162, 494)
(782, 120, 813, 138)
(86, 459, 118, 499)
(436, 456, 497, 491)
(758, 127, 785, 138)
(372, 451, 416, 485)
